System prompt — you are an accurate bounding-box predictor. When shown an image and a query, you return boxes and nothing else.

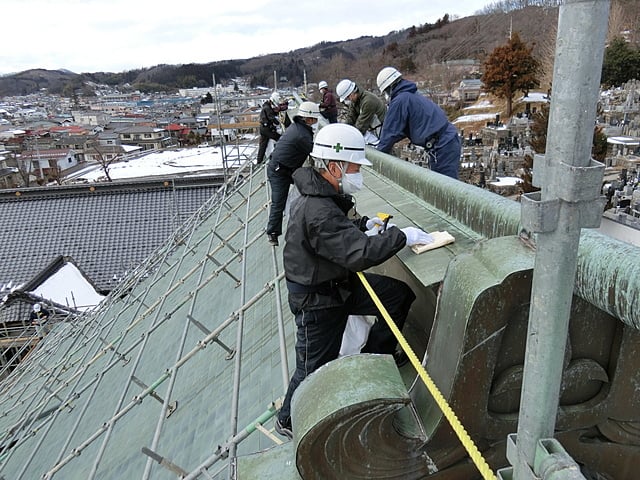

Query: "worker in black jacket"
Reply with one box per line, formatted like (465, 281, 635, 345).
(256, 91, 287, 164)
(266, 101, 321, 246)
(274, 123, 433, 440)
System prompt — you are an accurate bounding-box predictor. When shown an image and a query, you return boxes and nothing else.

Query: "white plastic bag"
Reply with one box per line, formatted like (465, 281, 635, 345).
(339, 315, 376, 356)
(364, 131, 380, 146)
(265, 138, 277, 160)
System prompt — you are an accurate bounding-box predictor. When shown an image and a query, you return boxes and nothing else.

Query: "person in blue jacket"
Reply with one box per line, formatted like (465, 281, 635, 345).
(376, 66, 461, 179)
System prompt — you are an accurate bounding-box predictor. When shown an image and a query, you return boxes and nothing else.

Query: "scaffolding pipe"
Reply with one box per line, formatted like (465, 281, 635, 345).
(514, 1, 610, 478)
(227, 166, 255, 477)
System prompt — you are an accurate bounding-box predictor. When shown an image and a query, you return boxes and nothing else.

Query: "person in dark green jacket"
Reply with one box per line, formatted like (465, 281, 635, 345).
(336, 79, 386, 145)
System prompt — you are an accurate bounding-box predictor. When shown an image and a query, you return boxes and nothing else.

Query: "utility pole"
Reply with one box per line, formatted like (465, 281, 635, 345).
(212, 73, 228, 184)
(303, 68, 308, 98)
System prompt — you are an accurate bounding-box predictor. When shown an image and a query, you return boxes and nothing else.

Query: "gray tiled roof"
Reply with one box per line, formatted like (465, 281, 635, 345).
(0, 178, 221, 292)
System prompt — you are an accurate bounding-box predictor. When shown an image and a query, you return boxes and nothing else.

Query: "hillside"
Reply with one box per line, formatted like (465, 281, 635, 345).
(1, 2, 637, 98)
(0, 6, 564, 98)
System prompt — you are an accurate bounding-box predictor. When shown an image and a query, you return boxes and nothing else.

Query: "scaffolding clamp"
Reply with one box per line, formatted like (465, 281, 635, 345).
(523, 155, 606, 235)
(497, 433, 586, 480)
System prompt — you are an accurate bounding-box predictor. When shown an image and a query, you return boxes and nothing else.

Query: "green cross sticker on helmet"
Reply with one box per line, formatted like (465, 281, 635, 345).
(311, 124, 372, 166)
(296, 101, 320, 119)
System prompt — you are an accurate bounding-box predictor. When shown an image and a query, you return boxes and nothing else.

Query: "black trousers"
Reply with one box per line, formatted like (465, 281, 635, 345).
(266, 162, 292, 236)
(277, 273, 415, 424)
(257, 129, 280, 164)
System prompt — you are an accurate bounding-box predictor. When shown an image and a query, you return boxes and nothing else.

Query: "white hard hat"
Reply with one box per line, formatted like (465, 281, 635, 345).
(296, 101, 320, 119)
(311, 123, 372, 166)
(377, 66, 402, 93)
(336, 79, 356, 103)
(270, 91, 282, 105)
(33, 303, 41, 312)
(318, 80, 328, 90)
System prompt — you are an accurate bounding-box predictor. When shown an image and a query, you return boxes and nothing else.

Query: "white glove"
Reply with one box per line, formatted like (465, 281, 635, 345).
(401, 227, 434, 247)
(365, 217, 397, 235)
(365, 217, 384, 230)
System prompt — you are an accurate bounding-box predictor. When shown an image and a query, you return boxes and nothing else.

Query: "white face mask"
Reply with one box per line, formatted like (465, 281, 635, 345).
(342, 172, 364, 194)
(384, 92, 390, 103)
(311, 122, 319, 132)
(343, 99, 352, 106)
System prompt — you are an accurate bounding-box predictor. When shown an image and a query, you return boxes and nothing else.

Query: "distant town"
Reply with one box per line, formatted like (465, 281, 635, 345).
(0, 74, 639, 230)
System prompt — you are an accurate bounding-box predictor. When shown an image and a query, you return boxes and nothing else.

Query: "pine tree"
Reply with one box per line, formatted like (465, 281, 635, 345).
(601, 37, 640, 88)
(482, 32, 541, 117)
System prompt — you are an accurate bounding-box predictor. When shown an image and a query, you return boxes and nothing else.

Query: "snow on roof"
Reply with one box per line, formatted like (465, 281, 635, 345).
(121, 144, 143, 152)
(607, 136, 640, 146)
(72, 145, 256, 181)
(518, 92, 550, 103)
(453, 113, 497, 124)
(463, 100, 494, 110)
(29, 262, 104, 311)
(489, 176, 523, 186)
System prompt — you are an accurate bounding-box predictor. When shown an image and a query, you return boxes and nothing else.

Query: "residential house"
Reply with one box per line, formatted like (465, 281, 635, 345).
(453, 79, 483, 103)
(73, 111, 110, 127)
(114, 125, 170, 150)
(0, 149, 20, 188)
(165, 123, 191, 146)
(18, 148, 78, 181)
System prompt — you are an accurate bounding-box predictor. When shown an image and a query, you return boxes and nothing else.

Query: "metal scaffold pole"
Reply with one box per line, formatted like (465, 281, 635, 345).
(513, 1, 610, 479)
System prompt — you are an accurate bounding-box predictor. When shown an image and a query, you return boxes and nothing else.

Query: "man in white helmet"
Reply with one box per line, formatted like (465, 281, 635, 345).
(335, 78, 386, 145)
(266, 101, 321, 246)
(376, 66, 462, 179)
(274, 123, 433, 439)
(256, 91, 288, 164)
(318, 80, 338, 124)
(30, 303, 51, 338)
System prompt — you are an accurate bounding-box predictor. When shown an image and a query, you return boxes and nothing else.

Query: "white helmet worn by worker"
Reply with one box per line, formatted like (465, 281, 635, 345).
(318, 80, 328, 90)
(311, 123, 372, 166)
(377, 66, 402, 94)
(33, 303, 41, 312)
(296, 101, 320, 119)
(336, 79, 356, 103)
(270, 91, 282, 105)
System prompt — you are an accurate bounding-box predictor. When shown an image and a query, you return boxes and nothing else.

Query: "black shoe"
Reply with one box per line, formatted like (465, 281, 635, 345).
(275, 418, 293, 440)
(393, 351, 409, 368)
(267, 233, 279, 246)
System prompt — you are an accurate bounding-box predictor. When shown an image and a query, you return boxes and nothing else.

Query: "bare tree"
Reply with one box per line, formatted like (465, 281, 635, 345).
(86, 139, 117, 182)
(16, 154, 33, 187)
(46, 160, 63, 186)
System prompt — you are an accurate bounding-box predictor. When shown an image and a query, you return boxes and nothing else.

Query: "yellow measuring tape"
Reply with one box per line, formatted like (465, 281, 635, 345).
(357, 271, 496, 480)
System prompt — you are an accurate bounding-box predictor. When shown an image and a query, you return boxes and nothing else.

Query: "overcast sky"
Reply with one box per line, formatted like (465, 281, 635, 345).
(1, 0, 489, 75)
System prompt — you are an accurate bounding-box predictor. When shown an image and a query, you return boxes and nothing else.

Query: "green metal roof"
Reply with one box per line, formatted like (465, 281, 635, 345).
(0, 150, 638, 479)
